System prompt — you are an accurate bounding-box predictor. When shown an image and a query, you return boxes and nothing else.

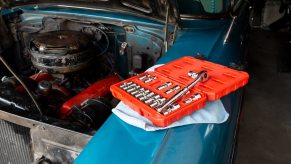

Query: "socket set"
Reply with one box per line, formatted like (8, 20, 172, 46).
(155, 56, 249, 100)
(110, 56, 249, 127)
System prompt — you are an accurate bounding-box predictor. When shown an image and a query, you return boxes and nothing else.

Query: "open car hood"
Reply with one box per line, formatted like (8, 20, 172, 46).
(0, 0, 180, 24)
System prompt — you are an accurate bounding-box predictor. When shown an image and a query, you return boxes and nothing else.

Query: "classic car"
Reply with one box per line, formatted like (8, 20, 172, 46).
(0, 0, 251, 163)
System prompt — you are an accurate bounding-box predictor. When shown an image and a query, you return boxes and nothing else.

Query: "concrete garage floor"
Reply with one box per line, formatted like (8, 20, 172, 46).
(236, 30, 291, 163)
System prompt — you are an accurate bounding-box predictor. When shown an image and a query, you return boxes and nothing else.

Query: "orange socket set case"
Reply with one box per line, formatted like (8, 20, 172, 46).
(110, 56, 249, 127)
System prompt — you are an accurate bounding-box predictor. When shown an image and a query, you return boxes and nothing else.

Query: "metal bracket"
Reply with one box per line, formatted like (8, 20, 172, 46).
(119, 42, 128, 55)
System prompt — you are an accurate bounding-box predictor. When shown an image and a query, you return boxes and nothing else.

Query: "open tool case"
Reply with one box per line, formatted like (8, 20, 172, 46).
(110, 56, 249, 127)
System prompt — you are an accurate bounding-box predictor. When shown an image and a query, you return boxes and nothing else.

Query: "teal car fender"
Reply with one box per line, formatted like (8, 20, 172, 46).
(75, 14, 249, 164)
(0, 1, 250, 164)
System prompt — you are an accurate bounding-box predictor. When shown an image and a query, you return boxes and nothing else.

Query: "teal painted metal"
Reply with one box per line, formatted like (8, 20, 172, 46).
(75, 18, 248, 164)
(75, 91, 242, 164)
(73, 3, 249, 164)
(18, 5, 165, 28)
(10, 3, 249, 164)
(75, 114, 167, 164)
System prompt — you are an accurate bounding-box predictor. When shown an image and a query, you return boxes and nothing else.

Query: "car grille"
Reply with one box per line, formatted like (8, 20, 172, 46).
(0, 119, 33, 164)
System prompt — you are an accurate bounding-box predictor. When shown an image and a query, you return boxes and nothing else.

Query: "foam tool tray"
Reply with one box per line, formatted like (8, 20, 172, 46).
(110, 56, 249, 127)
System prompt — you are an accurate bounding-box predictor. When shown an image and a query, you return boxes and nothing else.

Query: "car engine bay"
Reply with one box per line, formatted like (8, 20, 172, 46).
(0, 11, 164, 134)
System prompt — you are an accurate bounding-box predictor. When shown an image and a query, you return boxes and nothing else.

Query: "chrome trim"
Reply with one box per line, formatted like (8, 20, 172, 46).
(224, 16, 237, 44)
(121, 1, 152, 14)
(164, 5, 170, 52)
(21, 10, 165, 30)
(0, 97, 26, 111)
(12, 3, 166, 25)
(171, 24, 178, 45)
(55, 4, 110, 11)
(180, 13, 229, 20)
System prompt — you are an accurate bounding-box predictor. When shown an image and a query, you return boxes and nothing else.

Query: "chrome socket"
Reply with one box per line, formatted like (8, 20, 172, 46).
(144, 76, 157, 83)
(148, 96, 166, 109)
(128, 83, 137, 88)
(150, 101, 159, 108)
(138, 74, 150, 81)
(135, 88, 145, 97)
(139, 96, 147, 101)
(183, 93, 202, 104)
(153, 95, 160, 99)
(130, 90, 140, 95)
(126, 88, 136, 93)
(156, 98, 166, 106)
(130, 87, 145, 95)
(146, 92, 155, 98)
(145, 98, 155, 104)
(143, 90, 150, 94)
(188, 71, 198, 78)
(165, 85, 180, 94)
(122, 83, 137, 90)
(192, 93, 202, 100)
(135, 93, 143, 98)
(126, 85, 140, 92)
(150, 98, 166, 108)
(144, 93, 158, 103)
(139, 92, 149, 100)
(183, 98, 193, 104)
(120, 82, 133, 89)
(157, 82, 172, 90)
(135, 88, 150, 101)
(139, 90, 153, 101)
(163, 104, 181, 115)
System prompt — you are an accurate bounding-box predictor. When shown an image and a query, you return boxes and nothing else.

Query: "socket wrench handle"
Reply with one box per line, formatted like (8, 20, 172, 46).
(157, 70, 208, 113)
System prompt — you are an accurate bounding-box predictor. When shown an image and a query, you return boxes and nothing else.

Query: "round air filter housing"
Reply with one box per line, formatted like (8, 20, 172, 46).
(29, 31, 95, 74)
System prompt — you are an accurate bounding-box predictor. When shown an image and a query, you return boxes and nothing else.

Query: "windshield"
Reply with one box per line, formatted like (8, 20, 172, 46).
(176, 0, 231, 16)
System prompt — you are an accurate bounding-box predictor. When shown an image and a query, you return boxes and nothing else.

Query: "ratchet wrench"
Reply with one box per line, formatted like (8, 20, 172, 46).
(156, 70, 208, 113)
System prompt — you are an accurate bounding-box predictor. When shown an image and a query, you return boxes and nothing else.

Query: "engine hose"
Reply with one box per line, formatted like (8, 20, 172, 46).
(0, 54, 44, 117)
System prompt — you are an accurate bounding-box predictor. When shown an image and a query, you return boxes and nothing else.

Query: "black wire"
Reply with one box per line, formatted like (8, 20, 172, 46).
(0, 54, 43, 117)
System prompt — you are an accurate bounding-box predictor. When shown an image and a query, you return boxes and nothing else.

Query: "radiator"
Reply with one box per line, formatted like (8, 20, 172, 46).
(0, 110, 92, 164)
(0, 120, 33, 164)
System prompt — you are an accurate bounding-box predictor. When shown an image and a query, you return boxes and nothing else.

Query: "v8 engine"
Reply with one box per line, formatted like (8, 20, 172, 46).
(0, 14, 164, 133)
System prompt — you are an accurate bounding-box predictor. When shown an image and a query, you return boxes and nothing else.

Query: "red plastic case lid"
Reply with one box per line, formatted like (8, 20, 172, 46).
(155, 56, 249, 100)
(110, 56, 249, 127)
